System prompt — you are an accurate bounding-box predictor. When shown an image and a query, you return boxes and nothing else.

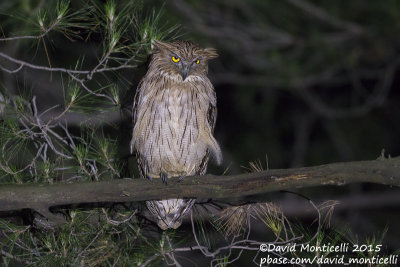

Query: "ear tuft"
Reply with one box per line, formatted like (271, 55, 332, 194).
(151, 39, 173, 52)
(203, 48, 218, 59)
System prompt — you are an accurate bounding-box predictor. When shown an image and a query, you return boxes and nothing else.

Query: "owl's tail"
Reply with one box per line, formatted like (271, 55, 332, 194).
(146, 198, 195, 230)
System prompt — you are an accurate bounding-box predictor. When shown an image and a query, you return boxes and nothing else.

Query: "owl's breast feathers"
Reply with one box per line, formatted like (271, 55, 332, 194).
(131, 75, 222, 177)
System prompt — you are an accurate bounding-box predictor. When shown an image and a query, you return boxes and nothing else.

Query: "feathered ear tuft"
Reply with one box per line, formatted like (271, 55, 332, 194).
(151, 39, 174, 52)
(203, 48, 218, 59)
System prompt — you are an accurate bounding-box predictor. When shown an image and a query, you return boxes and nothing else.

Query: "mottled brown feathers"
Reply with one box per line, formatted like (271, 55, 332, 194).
(152, 40, 218, 60)
(130, 40, 221, 229)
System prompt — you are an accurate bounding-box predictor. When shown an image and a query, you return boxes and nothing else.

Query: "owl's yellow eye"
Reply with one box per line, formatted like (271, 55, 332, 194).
(172, 56, 180, 63)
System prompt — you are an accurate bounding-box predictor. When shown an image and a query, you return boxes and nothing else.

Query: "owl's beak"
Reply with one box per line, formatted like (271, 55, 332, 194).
(181, 65, 190, 81)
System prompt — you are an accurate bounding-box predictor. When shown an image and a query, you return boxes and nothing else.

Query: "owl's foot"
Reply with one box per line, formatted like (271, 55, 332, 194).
(178, 173, 186, 182)
(146, 175, 153, 181)
(161, 172, 168, 184)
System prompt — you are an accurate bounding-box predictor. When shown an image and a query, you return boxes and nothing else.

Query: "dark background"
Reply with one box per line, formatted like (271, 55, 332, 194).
(154, 0, 400, 252)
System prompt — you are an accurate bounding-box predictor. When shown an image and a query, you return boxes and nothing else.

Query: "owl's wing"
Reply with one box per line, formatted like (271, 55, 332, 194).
(196, 97, 218, 175)
(132, 80, 143, 129)
(130, 80, 149, 179)
(130, 80, 144, 154)
(207, 95, 217, 133)
(130, 80, 147, 178)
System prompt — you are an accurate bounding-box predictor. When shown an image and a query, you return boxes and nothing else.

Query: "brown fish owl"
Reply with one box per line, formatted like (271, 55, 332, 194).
(130, 40, 222, 230)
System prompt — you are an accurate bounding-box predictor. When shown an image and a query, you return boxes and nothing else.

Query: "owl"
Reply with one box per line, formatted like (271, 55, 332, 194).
(130, 40, 222, 230)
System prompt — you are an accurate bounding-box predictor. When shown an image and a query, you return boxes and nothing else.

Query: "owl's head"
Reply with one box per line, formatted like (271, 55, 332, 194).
(150, 40, 218, 81)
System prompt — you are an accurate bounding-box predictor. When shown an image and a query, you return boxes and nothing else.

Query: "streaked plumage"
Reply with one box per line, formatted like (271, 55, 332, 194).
(130, 40, 222, 229)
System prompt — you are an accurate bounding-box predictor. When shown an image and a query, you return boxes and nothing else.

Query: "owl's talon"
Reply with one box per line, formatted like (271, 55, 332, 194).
(161, 173, 168, 184)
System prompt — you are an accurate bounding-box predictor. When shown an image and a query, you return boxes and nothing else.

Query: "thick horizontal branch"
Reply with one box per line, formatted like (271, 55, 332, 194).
(0, 157, 399, 218)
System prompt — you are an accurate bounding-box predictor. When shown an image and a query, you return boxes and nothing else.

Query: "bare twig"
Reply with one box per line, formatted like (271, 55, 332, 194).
(297, 59, 398, 118)
(0, 52, 137, 75)
(139, 254, 159, 267)
(286, 0, 364, 34)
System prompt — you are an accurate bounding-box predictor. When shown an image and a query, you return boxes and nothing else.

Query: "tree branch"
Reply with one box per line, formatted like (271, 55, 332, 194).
(0, 156, 399, 219)
(0, 52, 138, 75)
(286, 0, 365, 34)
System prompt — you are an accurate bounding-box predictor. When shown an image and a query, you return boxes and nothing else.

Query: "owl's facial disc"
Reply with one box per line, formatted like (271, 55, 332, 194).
(170, 53, 203, 81)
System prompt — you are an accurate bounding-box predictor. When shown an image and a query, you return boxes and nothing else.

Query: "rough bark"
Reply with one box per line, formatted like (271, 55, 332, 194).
(0, 156, 399, 221)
